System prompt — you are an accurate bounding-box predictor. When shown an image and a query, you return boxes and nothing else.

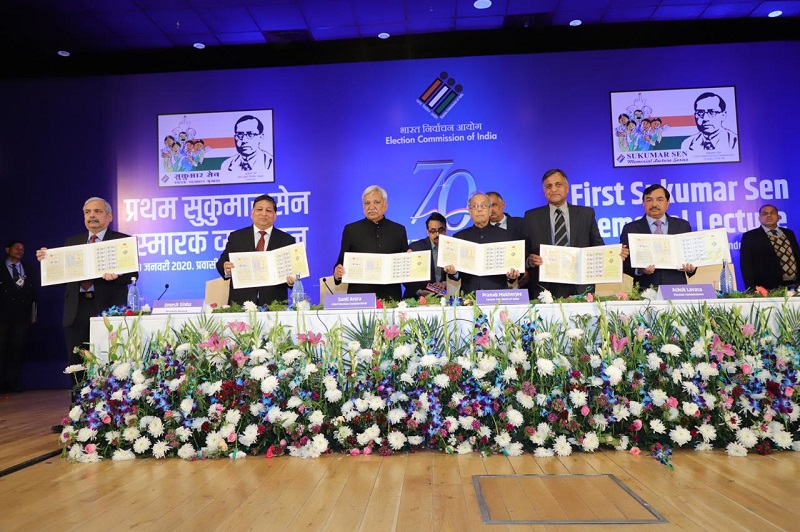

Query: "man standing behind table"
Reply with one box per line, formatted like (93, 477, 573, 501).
(36, 197, 132, 425)
(487, 191, 526, 240)
(620, 184, 696, 289)
(333, 185, 409, 301)
(0, 240, 37, 393)
(217, 194, 297, 306)
(443, 192, 520, 294)
(403, 212, 447, 299)
(739, 204, 800, 291)
(522, 169, 607, 299)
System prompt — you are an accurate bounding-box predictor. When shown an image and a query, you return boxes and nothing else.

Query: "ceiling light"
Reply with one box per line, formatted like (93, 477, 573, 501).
(474, 0, 492, 9)
(768, 10, 782, 18)
(569, 19, 582, 27)
(193, 42, 206, 49)
(57, 50, 70, 57)
(378, 32, 390, 39)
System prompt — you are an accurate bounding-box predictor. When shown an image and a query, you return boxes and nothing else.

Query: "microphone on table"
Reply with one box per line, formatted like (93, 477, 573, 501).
(322, 277, 334, 295)
(157, 283, 170, 300)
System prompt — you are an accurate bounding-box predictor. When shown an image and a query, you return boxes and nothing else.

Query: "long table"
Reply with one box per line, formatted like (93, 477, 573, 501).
(88, 297, 798, 364)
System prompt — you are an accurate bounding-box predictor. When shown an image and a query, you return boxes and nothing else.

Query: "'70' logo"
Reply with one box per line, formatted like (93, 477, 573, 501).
(410, 160, 476, 232)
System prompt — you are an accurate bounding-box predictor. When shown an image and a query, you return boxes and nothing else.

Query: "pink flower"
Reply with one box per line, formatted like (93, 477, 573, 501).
(231, 350, 249, 368)
(666, 397, 678, 409)
(376, 300, 384, 309)
(618, 313, 632, 325)
(499, 310, 509, 323)
(586, 292, 594, 302)
(631, 419, 642, 431)
(85, 444, 97, 454)
(611, 333, 629, 355)
(198, 332, 230, 352)
(227, 432, 236, 443)
(741, 363, 752, 375)
(381, 324, 400, 340)
(786, 387, 795, 397)
(227, 320, 250, 334)
(755, 286, 769, 297)
(297, 331, 325, 345)
(350, 448, 361, 456)
(630, 447, 641, 455)
(475, 335, 490, 347)
(635, 326, 648, 342)
(740, 323, 755, 337)
(615, 292, 629, 301)
(709, 334, 734, 363)
(363, 446, 373, 455)
(581, 405, 590, 416)
(102, 415, 111, 424)
(419, 296, 427, 305)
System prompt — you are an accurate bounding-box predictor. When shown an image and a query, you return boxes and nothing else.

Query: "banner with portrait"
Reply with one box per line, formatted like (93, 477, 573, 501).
(158, 110, 275, 187)
(611, 87, 740, 168)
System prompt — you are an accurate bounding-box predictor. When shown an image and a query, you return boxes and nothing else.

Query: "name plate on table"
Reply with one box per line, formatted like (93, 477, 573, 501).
(152, 299, 205, 314)
(476, 289, 529, 305)
(324, 293, 376, 310)
(658, 284, 717, 300)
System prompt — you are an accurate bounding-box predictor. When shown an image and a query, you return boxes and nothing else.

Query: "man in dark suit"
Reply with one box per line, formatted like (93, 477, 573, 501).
(740, 204, 800, 291)
(620, 184, 696, 289)
(403, 212, 447, 298)
(522, 169, 606, 299)
(0, 240, 36, 393)
(487, 191, 525, 240)
(333, 185, 409, 301)
(217, 194, 297, 306)
(443, 192, 521, 294)
(36, 197, 132, 413)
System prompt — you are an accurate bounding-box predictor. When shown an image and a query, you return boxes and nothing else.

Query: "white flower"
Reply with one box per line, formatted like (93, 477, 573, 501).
(566, 328, 584, 340)
(736, 428, 758, 448)
(238, 424, 259, 447)
(419, 354, 437, 368)
(534, 447, 555, 457)
(649, 419, 666, 434)
(180, 398, 194, 414)
(772, 430, 793, 449)
(509, 348, 527, 365)
(646, 353, 663, 371)
(64, 364, 85, 374)
(249, 348, 268, 363)
(534, 332, 552, 345)
(325, 388, 343, 402)
(538, 290, 554, 304)
(456, 441, 473, 454)
(515, 391, 535, 409)
(504, 442, 524, 456)
(501, 367, 518, 383)
(281, 349, 303, 365)
(582, 432, 600, 452)
(569, 390, 587, 407)
(612, 404, 630, 422)
(387, 408, 407, 424)
(697, 423, 717, 442)
(629, 401, 643, 416)
(641, 288, 658, 300)
(287, 396, 302, 409)
(388, 431, 407, 450)
(133, 436, 152, 454)
(553, 435, 572, 456)
(494, 431, 512, 448)
(393, 343, 414, 360)
(112, 362, 132, 380)
(76, 427, 97, 443)
(147, 417, 165, 438)
(649, 389, 668, 407)
(355, 349, 374, 364)
(242, 300, 258, 312)
(604, 365, 622, 386)
(536, 358, 555, 377)
(669, 427, 692, 447)
(68, 405, 83, 422)
(152, 441, 170, 459)
(726, 442, 748, 457)
(660, 344, 681, 357)
(261, 375, 279, 395)
(433, 374, 451, 388)
(681, 402, 699, 417)
(695, 442, 713, 451)
(177, 443, 197, 460)
(408, 435, 424, 446)
(112, 449, 136, 461)
(123, 426, 141, 442)
(506, 408, 524, 427)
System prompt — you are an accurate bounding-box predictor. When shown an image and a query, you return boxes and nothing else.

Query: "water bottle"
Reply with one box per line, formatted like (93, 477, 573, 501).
(719, 259, 733, 296)
(292, 272, 305, 308)
(127, 276, 141, 311)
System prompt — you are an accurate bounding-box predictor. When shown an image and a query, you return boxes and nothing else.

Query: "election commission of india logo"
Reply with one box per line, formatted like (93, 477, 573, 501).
(417, 71, 463, 118)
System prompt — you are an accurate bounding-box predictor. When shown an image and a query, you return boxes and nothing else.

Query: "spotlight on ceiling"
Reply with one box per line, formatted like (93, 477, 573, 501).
(193, 42, 206, 49)
(378, 32, 390, 39)
(768, 10, 783, 18)
(474, 0, 492, 9)
(569, 19, 582, 27)
(57, 50, 71, 57)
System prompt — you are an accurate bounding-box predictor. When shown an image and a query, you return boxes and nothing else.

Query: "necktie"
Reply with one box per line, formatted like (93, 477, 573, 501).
(80, 235, 98, 291)
(654, 220, 664, 234)
(432, 246, 442, 282)
(553, 208, 567, 246)
(240, 160, 252, 171)
(11, 263, 20, 281)
(256, 231, 266, 251)
(769, 230, 797, 279)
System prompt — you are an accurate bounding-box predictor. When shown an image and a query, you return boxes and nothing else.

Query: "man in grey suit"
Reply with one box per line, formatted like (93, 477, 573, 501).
(620, 184, 696, 289)
(522, 169, 606, 299)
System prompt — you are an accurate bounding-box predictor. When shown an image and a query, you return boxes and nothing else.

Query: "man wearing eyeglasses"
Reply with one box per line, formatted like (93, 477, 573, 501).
(443, 193, 520, 295)
(681, 92, 739, 154)
(403, 212, 448, 298)
(221, 114, 275, 182)
(522, 169, 607, 300)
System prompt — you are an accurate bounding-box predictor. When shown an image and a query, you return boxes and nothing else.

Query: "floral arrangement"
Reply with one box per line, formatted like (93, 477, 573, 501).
(58, 296, 800, 468)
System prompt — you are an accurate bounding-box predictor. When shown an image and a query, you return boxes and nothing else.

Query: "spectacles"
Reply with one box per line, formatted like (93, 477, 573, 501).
(428, 228, 447, 234)
(694, 109, 722, 118)
(469, 204, 489, 210)
(234, 131, 260, 140)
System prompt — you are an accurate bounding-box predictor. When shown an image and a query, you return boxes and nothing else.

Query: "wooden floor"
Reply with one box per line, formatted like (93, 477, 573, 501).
(1, 391, 798, 531)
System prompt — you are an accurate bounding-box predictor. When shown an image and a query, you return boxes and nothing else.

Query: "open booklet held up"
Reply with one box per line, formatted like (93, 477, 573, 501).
(40, 236, 140, 287)
(342, 250, 431, 285)
(436, 235, 525, 276)
(628, 228, 731, 269)
(539, 244, 623, 284)
(229, 242, 309, 289)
